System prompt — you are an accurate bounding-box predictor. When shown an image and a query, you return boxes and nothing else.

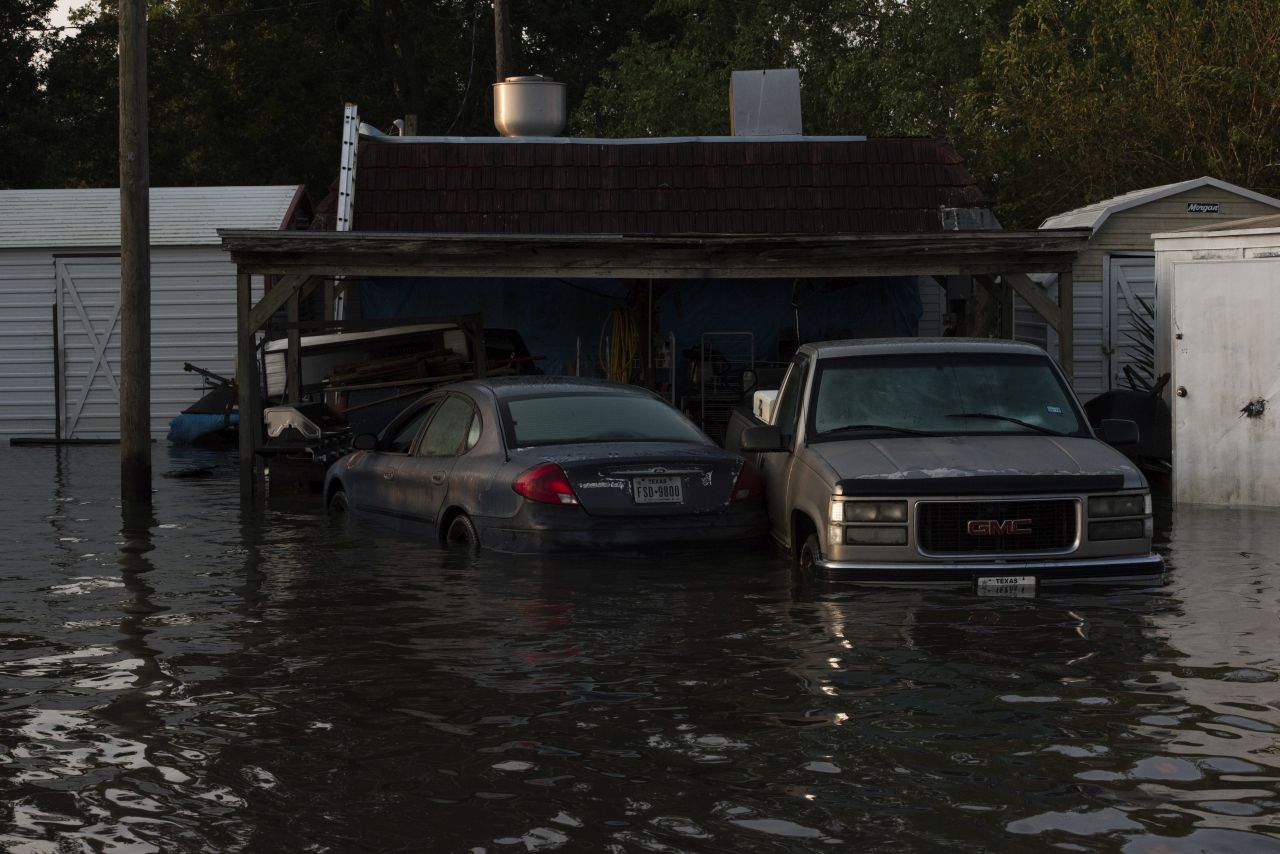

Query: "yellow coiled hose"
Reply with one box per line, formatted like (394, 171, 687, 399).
(599, 306, 639, 383)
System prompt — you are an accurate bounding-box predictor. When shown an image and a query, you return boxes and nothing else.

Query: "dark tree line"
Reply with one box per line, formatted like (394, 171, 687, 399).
(8, 0, 1280, 227)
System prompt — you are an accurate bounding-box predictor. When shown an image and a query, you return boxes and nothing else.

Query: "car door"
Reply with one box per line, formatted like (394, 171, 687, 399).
(762, 354, 810, 545)
(348, 399, 438, 515)
(393, 394, 479, 528)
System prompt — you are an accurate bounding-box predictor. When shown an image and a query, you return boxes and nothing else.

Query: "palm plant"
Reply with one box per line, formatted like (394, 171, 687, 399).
(1121, 294, 1157, 392)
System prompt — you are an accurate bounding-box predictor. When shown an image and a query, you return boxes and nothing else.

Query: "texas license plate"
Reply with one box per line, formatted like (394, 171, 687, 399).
(634, 476, 683, 504)
(976, 575, 1037, 598)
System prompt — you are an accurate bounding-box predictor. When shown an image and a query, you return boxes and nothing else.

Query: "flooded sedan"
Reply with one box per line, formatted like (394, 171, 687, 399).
(324, 376, 766, 551)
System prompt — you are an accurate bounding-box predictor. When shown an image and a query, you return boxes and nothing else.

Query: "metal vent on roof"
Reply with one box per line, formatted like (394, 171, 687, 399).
(941, 206, 1000, 231)
(730, 69, 802, 136)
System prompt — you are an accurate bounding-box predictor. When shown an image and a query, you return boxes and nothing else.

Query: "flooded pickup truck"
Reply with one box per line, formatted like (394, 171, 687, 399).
(727, 339, 1164, 591)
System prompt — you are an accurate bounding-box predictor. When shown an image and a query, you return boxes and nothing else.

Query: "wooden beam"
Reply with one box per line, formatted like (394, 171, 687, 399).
(285, 289, 301, 404)
(247, 273, 313, 334)
(219, 229, 1089, 281)
(1058, 270, 1074, 380)
(1004, 272, 1061, 331)
(237, 272, 262, 497)
(119, 0, 151, 503)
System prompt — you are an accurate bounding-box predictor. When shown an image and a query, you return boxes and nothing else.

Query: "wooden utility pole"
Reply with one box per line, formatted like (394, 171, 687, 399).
(493, 0, 511, 82)
(119, 0, 151, 502)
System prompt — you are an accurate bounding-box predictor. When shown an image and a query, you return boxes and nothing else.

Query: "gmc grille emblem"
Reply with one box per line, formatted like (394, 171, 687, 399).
(967, 518, 1033, 536)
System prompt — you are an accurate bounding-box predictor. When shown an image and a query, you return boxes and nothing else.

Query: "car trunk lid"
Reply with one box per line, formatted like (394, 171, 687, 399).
(511, 443, 742, 516)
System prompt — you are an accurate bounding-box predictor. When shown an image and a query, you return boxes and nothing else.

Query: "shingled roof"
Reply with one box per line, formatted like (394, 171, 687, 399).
(315, 136, 986, 236)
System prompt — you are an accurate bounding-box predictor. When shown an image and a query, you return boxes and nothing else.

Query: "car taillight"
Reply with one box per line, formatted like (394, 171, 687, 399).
(512, 463, 580, 506)
(731, 460, 764, 501)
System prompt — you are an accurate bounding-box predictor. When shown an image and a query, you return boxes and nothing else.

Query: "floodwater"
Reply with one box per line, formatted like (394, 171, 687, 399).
(3, 446, 1280, 853)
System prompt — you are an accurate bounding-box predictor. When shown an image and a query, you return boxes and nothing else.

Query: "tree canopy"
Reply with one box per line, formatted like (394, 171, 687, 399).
(10, 0, 1280, 226)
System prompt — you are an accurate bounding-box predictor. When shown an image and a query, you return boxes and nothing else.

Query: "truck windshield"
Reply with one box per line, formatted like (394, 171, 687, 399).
(808, 352, 1089, 439)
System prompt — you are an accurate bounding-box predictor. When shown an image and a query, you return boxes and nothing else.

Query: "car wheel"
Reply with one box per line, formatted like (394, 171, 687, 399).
(798, 533, 821, 572)
(328, 489, 350, 514)
(445, 513, 479, 549)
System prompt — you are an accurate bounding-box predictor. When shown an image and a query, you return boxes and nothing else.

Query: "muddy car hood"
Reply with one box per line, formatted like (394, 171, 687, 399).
(804, 434, 1146, 494)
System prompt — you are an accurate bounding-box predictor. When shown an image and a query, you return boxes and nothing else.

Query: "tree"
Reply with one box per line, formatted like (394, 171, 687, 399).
(1, 0, 57, 188)
(966, 0, 1280, 226)
(573, 0, 1018, 140)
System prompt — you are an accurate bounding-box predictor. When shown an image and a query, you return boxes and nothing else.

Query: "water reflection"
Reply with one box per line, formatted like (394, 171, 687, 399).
(0, 446, 1278, 851)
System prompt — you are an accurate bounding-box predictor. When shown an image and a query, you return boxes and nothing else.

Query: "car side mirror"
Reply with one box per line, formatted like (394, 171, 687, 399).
(352, 432, 379, 451)
(752, 389, 779, 422)
(1098, 418, 1140, 447)
(740, 424, 785, 453)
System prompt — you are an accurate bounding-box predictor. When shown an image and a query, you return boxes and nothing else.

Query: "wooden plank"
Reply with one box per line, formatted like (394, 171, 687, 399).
(1058, 270, 1074, 380)
(219, 228, 1089, 280)
(285, 289, 301, 404)
(247, 273, 312, 333)
(1004, 272, 1061, 331)
(237, 272, 260, 496)
(119, 0, 151, 501)
(226, 255, 1082, 280)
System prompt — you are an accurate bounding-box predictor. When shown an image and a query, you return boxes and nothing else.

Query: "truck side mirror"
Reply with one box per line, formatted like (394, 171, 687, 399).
(1097, 418, 1140, 447)
(752, 389, 779, 422)
(740, 425, 785, 453)
(352, 432, 379, 451)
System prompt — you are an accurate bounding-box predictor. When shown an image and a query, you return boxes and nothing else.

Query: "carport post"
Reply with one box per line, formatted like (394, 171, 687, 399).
(1058, 270, 1074, 381)
(237, 272, 261, 496)
(286, 290, 301, 403)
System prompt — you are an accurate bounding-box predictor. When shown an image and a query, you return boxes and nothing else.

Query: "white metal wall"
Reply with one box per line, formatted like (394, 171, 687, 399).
(1172, 258, 1280, 506)
(916, 278, 947, 337)
(0, 252, 56, 437)
(2, 247, 261, 440)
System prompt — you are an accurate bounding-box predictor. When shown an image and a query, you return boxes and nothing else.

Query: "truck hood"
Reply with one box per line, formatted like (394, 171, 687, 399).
(805, 435, 1146, 494)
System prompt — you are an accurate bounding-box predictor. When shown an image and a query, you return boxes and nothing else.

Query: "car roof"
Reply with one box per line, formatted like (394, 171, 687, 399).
(442, 375, 655, 400)
(797, 337, 1050, 359)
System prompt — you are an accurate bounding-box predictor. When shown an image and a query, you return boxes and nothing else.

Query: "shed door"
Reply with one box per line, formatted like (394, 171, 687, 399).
(57, 256, 122, 439)
(1107, 255, 1156, 391)
(1172, 259, 1280, 506)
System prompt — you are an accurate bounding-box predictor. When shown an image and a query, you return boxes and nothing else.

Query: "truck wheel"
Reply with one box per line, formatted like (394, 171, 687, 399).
(445, 514, 479, 550)
(328, 488, 350, 514)
(798, 533, 821, 572)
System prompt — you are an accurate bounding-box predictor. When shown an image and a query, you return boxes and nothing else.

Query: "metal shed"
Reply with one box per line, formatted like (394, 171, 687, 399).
(0, 185, 304, 441)
(1041, 177, 1280, 400)
(1153, 214, 1280, 506)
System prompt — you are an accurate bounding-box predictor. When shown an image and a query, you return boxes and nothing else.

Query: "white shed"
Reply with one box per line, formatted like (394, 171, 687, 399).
(1041, 177, 1280, 400)
(0, 186, 304, 440)
(1154, 215, 1280, 506)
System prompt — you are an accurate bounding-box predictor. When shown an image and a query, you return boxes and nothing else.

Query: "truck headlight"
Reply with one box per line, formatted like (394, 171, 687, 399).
(1088, 494, 1149, 517)
(842, 500, 908, 522)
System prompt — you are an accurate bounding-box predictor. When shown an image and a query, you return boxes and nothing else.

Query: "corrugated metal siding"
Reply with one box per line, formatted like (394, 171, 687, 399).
(1, 248, 262, 439)
(0, 252, 56, 436)
(917, 278, 947, 336)
(150, 248, 262, 436)
(0, 186, 302, 250)
(1047, 279, 1108, 400)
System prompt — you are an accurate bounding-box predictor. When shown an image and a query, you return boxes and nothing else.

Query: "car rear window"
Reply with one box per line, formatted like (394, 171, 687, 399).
(503, 393, 708, 447)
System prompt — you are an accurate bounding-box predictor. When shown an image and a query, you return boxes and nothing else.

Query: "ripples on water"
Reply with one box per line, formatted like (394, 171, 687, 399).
(2, 446, 1279, 852)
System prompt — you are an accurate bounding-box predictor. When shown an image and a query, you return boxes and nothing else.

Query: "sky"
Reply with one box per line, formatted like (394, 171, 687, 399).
(49, 0, 88, 32)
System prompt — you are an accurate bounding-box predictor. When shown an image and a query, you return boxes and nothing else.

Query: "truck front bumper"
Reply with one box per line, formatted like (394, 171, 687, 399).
(815, 554, 1165, 588)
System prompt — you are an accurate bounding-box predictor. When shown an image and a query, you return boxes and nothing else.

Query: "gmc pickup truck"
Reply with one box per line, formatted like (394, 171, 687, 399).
(729, 339, 1163, 591)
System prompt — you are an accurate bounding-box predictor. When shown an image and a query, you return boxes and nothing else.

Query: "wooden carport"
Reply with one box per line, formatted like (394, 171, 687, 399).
(221, 227, 1089, 494)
